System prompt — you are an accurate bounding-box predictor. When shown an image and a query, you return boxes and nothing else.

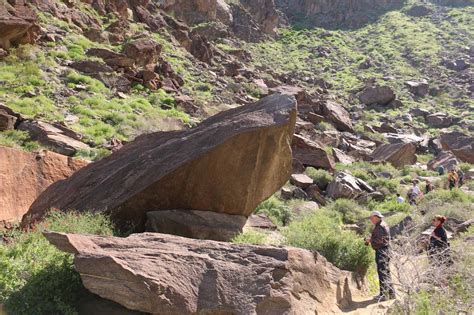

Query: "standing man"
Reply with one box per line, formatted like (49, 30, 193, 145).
(366, 211, 396, 301)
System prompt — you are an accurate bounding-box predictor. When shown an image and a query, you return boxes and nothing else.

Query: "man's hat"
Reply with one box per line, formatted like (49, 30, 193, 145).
(371, 211, 384, 218)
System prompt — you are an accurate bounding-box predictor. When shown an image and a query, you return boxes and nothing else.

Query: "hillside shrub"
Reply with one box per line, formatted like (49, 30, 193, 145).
(367, 178, 399, 194)
(232, 230, 267, 245)
(0, 130, 40, 151)
(326, 199, 371, 224)
(255, 196, 292, 226)
(368, 199, 410, 214)
(0, 211, 115, 315)
(283, 210, 372, 273)
(305, 167, 333, 189)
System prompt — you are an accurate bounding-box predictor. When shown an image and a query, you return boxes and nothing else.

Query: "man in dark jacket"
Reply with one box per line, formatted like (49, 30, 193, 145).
(366, 211, 396, 301)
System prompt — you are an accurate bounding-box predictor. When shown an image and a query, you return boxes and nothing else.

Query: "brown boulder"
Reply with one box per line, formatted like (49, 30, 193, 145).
(370, 142, 417, 168)
(0, 147, 87, 222)
(321, 101, 353, 132)
(327, 172, 374, 200)
(244, 213, 277, 230)
(23, 94, 297, 228)
(439, 132, 474, 163)
(292, 134, 335, 171)
(86, 48, 134, 69)
(425, 112, 453, 128)
(122, 38, 161, 67)
(358, 85, 396, 105)
(44, 231, 359, 314)
(427, 151, 458, 171)
(145, 210, 246, 241)
(0, 0, 39, 49)
(405, 80, 429, 97)
(290, 173, 313, 189)
(0, 109, 16, 131)
(332, 148, 354, 165)
(70, 60, 113, 74)
(18, 120, 90, 156)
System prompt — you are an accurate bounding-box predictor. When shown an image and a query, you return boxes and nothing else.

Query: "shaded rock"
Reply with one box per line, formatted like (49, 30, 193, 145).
(305, 184, 327, 206)
(292, 158, 306, 173)
(443, 58, 470, 71)
(23, 94, 297, 228)
(290, 173, 313, 189)
(291, 201, 319, 216)
(439, 132, 474, 163)
(94, 72, 132, 93)
(245, 213, 277, 230)
(0, 109, 16, 131)
(405, 80, 429, 97)
(18, 120, 90, 156)
(123, 38, 161, 67)
(406, 5, 433, 17)
(370, 142, 417, 168)
(293, 187, 309, 200)
(44, 231, 359, 314)
(358, 85, 395, 105)
(306, 112, 326, 125)
(390, 216, 414, 238)
(295, 118, 314, 133)
(465, 168, 474, 181)
(385, 133, 424, 145)
(321, 100, 353, 132)
(86, 48, 134, 69)
(0, 0, 39, 49)
(0, 147, 87, 222)
(327, 172, 374, 200)
(145, 210, 246, 241)
(427, 151, 458, 171)
(409, 108, 430, 117)
(70, 60, 113, 74)
(332, 147, 354, 165)
(371, 123, 397, 134)
(456, 219, 473, 234)
(292, 134, 335, 171)
(356, 191, 385, 203)
(425, 112, 453, 128)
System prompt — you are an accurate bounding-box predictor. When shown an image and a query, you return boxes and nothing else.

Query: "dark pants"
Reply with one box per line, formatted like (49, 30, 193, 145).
(376, 247, 395, 297)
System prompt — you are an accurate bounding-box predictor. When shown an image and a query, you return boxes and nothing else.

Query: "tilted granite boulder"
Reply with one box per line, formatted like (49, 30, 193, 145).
(439, 132, 474, 164)
(23, 94, 297, 228)
(0, 147, 87, 222)
(370, 142, 417, 168)
(44, 231, 360, 314)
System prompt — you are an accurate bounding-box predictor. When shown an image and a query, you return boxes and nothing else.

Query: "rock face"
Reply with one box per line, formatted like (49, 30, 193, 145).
(0, 147, 87, 222)
(292, 134, 335, 171)
(145, 210, 246, 241)
(23, 94, 297, 228)
(0, 0, 39, 49)
(327, 172, 374, 200)
(439, 132, 474, 164)
(44, 231, 358, 314)
(358, 85, 396, 105)
(370, 142, 417, 168)
(427, 151, 458, 171)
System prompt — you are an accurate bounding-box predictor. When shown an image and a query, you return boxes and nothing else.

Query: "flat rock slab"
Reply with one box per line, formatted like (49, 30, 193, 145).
(44, 232, 358, 315)
(370, 142, 417, 168)
(23, 94, 297, 228)
(145, 210, 246, 241)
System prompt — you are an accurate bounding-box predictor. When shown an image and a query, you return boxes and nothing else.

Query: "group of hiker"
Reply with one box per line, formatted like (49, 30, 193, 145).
(438, 165, 465, 189)
(365, 211, 451, 302)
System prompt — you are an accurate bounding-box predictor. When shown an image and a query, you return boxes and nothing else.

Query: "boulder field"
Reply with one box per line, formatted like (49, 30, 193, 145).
(44, 231, 361, 315)
(0, 147, 87, 222)
(23, 94, 297, 231)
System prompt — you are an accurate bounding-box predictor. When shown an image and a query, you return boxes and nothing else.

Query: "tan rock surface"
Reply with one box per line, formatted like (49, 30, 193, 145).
(44, 231, 360, 315)
(370, 142, 417, 168)
(23, 94, 297, 228)
(0, 147, 87, 222)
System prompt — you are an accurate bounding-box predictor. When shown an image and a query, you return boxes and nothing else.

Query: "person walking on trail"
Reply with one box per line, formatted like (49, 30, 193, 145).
(448, 168, 458, 190)
(457, 168, 464, 188)
(396, 193, 404, 204)
(428, 215, 451, 266)
(425, 180, 434, 194)
(365, 211, 396, 301)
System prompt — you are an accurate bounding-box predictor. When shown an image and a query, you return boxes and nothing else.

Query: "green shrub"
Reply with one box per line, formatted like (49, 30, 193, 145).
(255, 196, 292, 226)
(327, 199, 371, 224)
(305, 167, 333, 189)
(0, 130, 40, 151)
(424, 188, 474, 204)
(367, 178, 399, 194)
(0, 211, 115, 314)
(369, 199, 410, 214)
(283, 210, 372, 273)
(232, 230, 267, 245)
(315, 121, 333, 131)
(459, 162, 472, 173)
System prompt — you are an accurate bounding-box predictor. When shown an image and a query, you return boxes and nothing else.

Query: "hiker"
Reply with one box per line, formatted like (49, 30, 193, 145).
(396, 193, 404, 204)
(457, 168, 464, 188)
(425, 180, 434, 194)
(407, 180, 421, 205)
(437, 165, 445, 176)
(365, 211, 396, 301)
(428, 215, 451, 266)
(447, 168, 458, 190)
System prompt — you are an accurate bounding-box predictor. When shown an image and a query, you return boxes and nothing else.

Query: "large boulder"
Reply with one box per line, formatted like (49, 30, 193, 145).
(23, 94, 297, 228)
(405, 80, 429, 97)
(145, 210, 246, 241)
(18, 120, 90, 156)
(439, 132, 474, 164)
(326, 172, 374, 200)
(44, 231, 359, 314)
(425, 112, 453, 128)
(122, 38, 161, 67)
(370, 142, 417, 168)
(0, 0, 39, 49)
(321, 101, 353, 132)
(358, 85, 396, 105)
(0, 147, 87, 222)
(292, 134, 335, 171)
(427, 151, 458, 171)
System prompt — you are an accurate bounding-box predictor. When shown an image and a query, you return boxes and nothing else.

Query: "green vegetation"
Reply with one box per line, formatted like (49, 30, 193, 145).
(232, 230, 267, 245)
(255, 196, 292, 226)
(305, 168, 333, 189)
(0, 212, 116, 315)
(0, 130, 40, 151)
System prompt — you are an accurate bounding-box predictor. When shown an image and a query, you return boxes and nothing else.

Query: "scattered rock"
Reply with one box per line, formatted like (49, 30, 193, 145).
(326, 172, 374, 199)
(406, 5, 433, 17)
(371, 123, 397, 134)
(244, 213, 277, 230)
(390, 216, 414, 238)
(358, 85, 395, 105)
(321, 100, 353, 132)
(305, 184, 327, 206)
(405, 80, 429, 97)
(0, 147, 87, 222)
(44, 231, 359, 314)
(427, 151, 458, 171)
(291, 201, 319, 216)
(0, 108, 17, 130)
(122, 38, 161, 67)
(145, 210, 247, 241)
(332, 148, 354, 165)
(384, 133, 424, 145)
(23, 94, 297, 228)
(292, 134, 335, 171)
(439, 132, 474, 163)
(425, 112, 452, 128)
(70, 60, 113, 74)
(0, 0, 39, 49)
(370, 142, 417, 168)
(290, 173, 313, 189)
(18, 120, 90, 156)
(443, 58, 470, 71)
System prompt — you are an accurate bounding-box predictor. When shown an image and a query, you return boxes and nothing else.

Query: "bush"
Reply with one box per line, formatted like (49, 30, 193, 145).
(369, 199, 410, 214)
(424, 188, 474, 204)
(231, 230, 267, 245)
(327, 199, 371, 224)
(283, 210, 372, 273)
(0, 211, 115, 314)
(0, 130, 40, 151)
(367, 178, 399, 194)
(255, 196, 292, 226)
(305, 167, 333, 189)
